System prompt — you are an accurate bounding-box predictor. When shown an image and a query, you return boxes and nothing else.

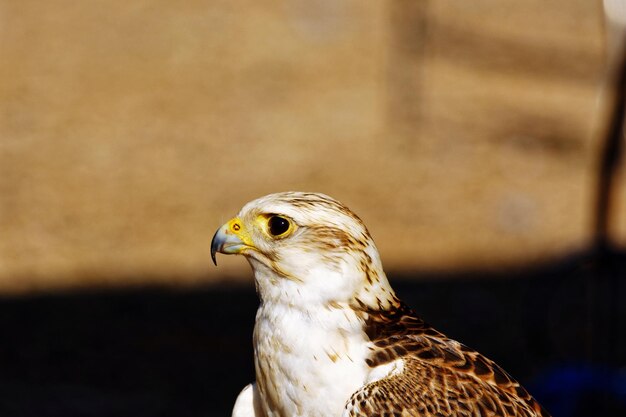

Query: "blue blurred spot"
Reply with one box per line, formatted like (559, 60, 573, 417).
(529, 364, 626, 417)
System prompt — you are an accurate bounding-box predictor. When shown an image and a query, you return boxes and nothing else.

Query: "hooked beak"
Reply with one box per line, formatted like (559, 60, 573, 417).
(210, 218, 251, 265)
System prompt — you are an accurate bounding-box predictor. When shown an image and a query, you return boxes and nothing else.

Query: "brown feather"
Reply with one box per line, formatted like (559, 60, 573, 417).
(345, 302, 551, 417)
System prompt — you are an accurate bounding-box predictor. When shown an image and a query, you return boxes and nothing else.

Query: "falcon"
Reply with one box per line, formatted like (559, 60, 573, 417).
(211, 192, 550, 417)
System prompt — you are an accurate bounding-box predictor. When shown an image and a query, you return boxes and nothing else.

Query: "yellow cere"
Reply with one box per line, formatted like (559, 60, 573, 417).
(227, 217, 241, 232)
(227, 217, 255, 247)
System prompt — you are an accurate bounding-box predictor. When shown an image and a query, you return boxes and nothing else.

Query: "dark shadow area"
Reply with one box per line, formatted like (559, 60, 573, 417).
(0, 249, 624, 417)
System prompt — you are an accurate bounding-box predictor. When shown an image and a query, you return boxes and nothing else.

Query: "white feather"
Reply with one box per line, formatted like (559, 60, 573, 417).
(232, 383, 261, 417)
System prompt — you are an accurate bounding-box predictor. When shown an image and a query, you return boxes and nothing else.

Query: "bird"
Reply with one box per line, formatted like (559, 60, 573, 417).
(210, 191, 550, 417)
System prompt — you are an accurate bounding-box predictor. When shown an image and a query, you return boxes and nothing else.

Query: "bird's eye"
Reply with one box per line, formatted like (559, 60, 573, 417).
(267, 215, 291, 237)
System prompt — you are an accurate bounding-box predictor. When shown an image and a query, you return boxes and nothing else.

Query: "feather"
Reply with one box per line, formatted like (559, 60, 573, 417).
(211, 192, 550, 417)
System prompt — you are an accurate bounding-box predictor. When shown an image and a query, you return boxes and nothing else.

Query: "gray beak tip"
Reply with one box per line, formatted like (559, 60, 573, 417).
(210, 229, 220, 266)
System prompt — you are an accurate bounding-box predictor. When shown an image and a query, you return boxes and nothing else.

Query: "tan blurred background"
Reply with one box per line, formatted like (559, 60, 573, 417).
(0, 0, 622, 293)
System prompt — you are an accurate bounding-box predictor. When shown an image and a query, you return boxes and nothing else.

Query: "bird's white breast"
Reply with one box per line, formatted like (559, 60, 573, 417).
(254, 301, 371, 417)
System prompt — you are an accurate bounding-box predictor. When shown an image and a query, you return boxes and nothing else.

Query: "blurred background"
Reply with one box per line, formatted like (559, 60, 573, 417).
(0, 1, 625, 416)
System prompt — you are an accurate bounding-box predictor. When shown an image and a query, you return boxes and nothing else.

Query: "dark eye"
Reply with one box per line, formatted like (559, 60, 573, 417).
(268, 215, 291, 237)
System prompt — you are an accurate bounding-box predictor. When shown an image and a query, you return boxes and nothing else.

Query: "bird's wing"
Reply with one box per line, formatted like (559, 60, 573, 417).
(344, 356, 547, 417)
(343, 303, 550, 417)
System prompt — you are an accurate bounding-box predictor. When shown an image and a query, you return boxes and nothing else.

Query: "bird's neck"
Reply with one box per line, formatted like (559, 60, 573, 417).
(248, 255, 401, 417)
(248, 257, 398, 313)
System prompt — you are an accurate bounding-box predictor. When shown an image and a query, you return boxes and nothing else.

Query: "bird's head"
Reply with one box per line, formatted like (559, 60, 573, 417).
(211, 192, 397, 309)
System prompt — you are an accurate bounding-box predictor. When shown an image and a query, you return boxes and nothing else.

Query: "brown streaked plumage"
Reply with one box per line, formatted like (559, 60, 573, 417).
(211, 192, 551, 417)
(345, 302, 550, 417)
